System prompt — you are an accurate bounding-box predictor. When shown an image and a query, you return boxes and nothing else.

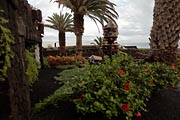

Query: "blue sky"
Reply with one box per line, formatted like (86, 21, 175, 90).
(28, 0, 154, 47)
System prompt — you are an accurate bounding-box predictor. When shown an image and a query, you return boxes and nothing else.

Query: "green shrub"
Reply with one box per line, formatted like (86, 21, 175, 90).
(43, 57, 50, 68)
(176, 57, 180, 70)
(33, 52, 180, 120)
(72, 52, 180, 120)
(25, 50, 39, 85)
(55, 64, 78, 70)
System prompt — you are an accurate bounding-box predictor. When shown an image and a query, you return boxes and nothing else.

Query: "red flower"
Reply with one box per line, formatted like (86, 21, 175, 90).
(171, 63, 175, 69)
(134, 111, 142, 117)
(122, 103, 130, 112)
(118, 69, 124, 75)
(79, 95, 84, 100)
(123, 83, 131, 90)
(144, 68, 148, 72)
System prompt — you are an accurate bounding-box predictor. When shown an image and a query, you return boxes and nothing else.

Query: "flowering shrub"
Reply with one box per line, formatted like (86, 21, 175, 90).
(72, 52, 180, 120)
(33, 52, 180, 120)
(47, 55, 87, 67)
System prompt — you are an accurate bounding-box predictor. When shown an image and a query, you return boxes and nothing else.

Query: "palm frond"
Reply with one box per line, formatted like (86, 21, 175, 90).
(91, 36, 103, 47)
(45, 12, 74, 32)
(51, 0, 119, 24)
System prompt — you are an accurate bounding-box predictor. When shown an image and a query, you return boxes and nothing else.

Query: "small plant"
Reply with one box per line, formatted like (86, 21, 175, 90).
(0, 10, 15, 81)
(25, 50, 39, 85)
(43, 57, 50, 68)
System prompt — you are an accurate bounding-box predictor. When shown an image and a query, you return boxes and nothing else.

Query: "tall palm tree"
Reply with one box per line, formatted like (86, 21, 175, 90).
(51, 0, 119, 56)
(147, 0, 180, 64)
(45, 12, 74, 56)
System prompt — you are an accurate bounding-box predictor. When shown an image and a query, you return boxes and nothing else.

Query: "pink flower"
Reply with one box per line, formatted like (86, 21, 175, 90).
(118, 69, 124, 75)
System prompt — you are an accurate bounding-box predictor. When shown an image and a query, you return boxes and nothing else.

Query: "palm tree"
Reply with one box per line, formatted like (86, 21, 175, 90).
(146, 0, 180, 64)
(91, 36, 103, 47)
(51, 0, 119, 56)
(45, 12, 74, 56)
(91, 36, 103, 56)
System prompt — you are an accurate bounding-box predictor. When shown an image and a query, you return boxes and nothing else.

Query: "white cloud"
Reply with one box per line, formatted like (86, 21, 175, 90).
(28, 0, 154, 48)
(115, 0, 154, 43)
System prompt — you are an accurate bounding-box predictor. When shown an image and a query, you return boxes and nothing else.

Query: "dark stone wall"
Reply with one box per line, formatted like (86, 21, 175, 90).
(43, 46, 101, 57)
(0, 0, 43, 120)
(43, 46, 149, 60)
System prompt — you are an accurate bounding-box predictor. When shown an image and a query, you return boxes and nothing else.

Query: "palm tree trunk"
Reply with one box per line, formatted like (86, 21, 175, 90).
(74, 13, 84, 56)
(146, 0, 180, 64)
(59, 31, 66, 56)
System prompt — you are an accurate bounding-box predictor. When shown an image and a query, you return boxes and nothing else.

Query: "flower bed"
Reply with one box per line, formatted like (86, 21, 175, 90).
(34, 52, 180, 120)
(47, 55, 87, 67)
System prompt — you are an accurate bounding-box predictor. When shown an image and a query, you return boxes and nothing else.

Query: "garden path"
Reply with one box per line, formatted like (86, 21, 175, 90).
(31, 68, 62, 106)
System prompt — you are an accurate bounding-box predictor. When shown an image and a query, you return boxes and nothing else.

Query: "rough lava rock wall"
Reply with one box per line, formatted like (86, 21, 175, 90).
(0, 0, 43, 120)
